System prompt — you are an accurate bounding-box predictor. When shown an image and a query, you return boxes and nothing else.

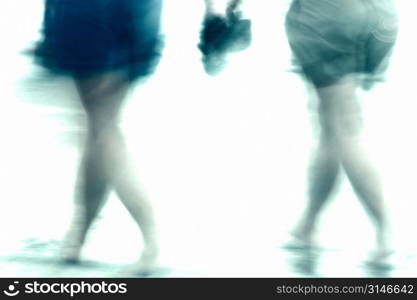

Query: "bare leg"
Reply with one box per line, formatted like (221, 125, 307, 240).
(63, 72, 158, 268)
(293, 138, 340, 245)
(62, 130, 110, 262)
(316, 78, 388, 256)
(339, 137, 388, 258)
(292, 89, 343, 245)
(292, 77, 388, 256)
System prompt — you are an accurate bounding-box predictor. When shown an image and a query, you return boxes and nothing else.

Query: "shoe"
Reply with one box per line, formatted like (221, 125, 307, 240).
(198, 11, 252, 76)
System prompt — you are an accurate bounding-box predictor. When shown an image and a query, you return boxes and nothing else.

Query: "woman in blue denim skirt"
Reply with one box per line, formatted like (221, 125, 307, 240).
(34, 0, 164, 275)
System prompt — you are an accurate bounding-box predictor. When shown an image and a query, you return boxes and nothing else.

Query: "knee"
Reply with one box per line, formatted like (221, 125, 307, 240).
(87, 118, 119, 141)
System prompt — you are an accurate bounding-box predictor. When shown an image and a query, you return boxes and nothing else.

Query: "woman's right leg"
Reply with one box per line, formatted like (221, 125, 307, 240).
(61, 74, 122, 261)
(65, 73, 158, 271)
(62, 126, 111, 260)
(292, 87, 342, 245)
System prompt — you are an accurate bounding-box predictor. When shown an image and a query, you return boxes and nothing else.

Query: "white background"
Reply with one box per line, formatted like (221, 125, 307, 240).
(0, 0, 416, 276)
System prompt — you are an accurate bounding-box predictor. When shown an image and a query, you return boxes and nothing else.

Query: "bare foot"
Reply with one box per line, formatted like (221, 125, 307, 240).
(283, 227, 316, 250)
(365, 248, 394, 267)
(120, 247, 159, 276)
(60, 243, 82, 263)
(60, 229, 85, 263)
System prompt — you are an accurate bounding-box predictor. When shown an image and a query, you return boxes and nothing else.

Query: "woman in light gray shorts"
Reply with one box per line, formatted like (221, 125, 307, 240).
(285, 0, 397, 264)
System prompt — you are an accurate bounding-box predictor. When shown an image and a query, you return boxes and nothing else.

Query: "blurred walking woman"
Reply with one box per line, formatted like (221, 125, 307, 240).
(34, 0, 163, 274)
(285, 0, 397, 263)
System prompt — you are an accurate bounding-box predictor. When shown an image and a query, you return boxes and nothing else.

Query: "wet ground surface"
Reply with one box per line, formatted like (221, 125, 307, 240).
(0, 0, 417, 278)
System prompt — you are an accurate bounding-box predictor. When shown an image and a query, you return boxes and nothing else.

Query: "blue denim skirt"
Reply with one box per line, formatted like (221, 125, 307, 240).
(35, 0, 163, 80)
